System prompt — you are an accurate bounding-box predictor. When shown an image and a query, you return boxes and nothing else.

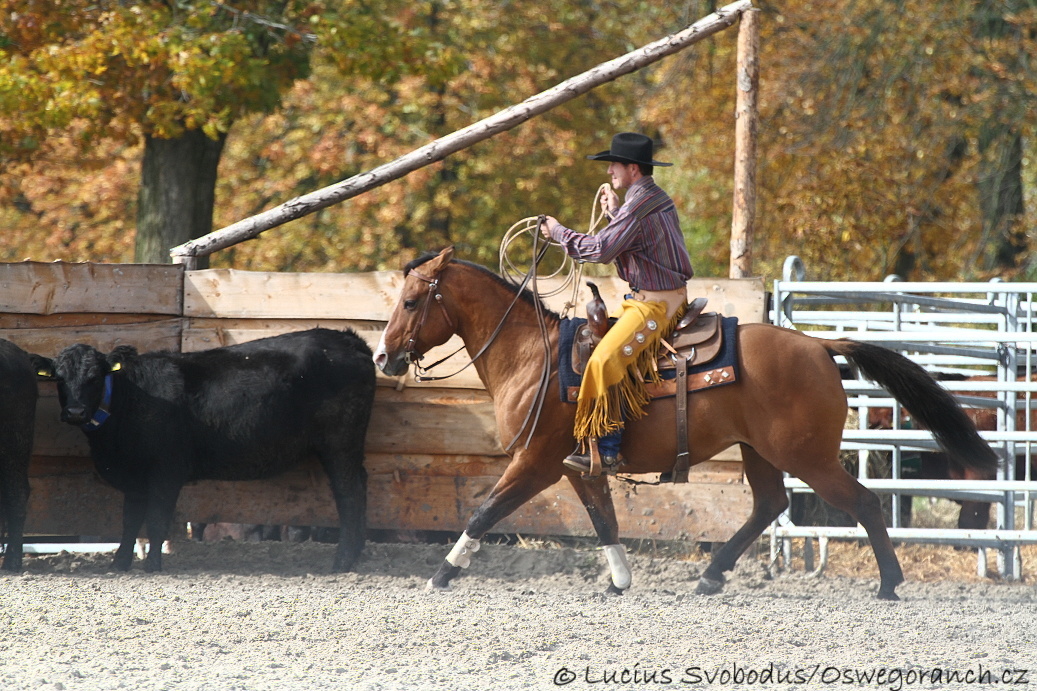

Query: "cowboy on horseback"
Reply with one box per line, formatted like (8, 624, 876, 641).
(540, 132, 694, 474)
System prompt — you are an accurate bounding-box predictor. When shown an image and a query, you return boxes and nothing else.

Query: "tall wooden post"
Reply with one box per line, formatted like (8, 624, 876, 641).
(729, 9, 759, 279)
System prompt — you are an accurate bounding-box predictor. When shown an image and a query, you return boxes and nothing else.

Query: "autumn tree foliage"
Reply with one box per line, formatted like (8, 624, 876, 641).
(1, 1, 1035, 282)
(0, 0, 463, 266)
(770, 0, 1037, 281)
(207, 1, 664, 272)
(646, 0, 1037, 281)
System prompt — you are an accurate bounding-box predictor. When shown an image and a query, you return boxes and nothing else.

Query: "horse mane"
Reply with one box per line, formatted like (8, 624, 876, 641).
(405, 252, 560, 322)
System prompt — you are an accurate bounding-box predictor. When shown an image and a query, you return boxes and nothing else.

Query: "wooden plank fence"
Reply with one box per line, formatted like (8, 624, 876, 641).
(0, 262, 765, 543)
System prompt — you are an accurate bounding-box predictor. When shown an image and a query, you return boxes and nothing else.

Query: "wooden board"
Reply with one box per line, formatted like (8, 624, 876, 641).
(539, 276, 767, 324)
(367, 388, 505, 456)
(1, 318, 184, 358)
(183, 269, 403, 320)
(31, 383, 507, 459)
(363, 474, 752, 541)
(26, 457, 122, 537)
(363, 451, 741, 484)
(9, 264, 762, 543)
(0, 313, 176, 329)
(0, 262, 183, 315)
(25, 457, 751, 543)
(180, 319, 484, 390)
(181, 318, 383, 351)
(183, 269, 765, 324)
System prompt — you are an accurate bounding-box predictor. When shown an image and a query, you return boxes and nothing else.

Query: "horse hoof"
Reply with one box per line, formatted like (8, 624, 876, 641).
(425, 578, 452, 593)
(877, 590, 900, 601)
(695, 577, 724, 595)
(605, 583, 625, 596)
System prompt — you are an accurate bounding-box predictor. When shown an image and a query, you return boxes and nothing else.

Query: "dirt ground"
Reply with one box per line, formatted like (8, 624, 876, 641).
(1, 536, 1035, 691)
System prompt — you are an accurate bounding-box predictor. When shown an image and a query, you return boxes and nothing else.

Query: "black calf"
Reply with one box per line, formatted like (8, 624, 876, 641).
(0, 339, 37, 571)
(34, 328, 375, 572)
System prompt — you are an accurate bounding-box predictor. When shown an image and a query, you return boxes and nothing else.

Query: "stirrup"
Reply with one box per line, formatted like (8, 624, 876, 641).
(566, 438, 600, 476)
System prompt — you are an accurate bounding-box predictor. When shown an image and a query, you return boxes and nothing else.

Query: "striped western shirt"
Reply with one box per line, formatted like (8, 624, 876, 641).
(549, 176, 694, 291)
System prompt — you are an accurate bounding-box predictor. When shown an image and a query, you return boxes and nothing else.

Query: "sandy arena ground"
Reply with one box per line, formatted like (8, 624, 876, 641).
(0, 537, 1034, 691)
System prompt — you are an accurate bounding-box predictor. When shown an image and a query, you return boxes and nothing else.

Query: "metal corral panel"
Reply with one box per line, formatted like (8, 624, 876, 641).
(771, 257, 1037, 579)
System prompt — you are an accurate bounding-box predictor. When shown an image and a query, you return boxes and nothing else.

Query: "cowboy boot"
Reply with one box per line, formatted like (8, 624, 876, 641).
(563, 436, 622, 475)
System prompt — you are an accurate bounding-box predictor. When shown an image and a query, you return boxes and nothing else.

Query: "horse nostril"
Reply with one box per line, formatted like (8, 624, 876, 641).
(64, 406, 86, 421)
(377, 353, 410, 377)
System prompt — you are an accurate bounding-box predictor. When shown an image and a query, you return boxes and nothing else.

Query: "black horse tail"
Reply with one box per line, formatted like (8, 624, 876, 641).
(827, 339, 1000, 477)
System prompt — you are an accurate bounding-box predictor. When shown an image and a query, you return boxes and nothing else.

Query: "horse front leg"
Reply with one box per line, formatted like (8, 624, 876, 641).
(427, 459, 560, 592)
(567, 474, 630, 595)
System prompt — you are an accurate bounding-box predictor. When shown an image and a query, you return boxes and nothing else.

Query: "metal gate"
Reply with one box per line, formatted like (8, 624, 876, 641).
(769, 256, 1037, 580)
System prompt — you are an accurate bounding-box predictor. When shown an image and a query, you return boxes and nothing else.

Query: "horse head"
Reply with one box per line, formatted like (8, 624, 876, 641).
(374, 246, 457, 376)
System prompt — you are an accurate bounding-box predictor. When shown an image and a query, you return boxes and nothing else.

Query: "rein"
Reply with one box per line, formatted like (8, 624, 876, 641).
(517, 221, 554, 450)
(404, 232, 554, 451)
(402, 186, 610, 450)
(405, 251, 541, 384)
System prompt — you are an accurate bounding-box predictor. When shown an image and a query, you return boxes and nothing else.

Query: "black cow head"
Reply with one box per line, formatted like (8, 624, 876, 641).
(36, 344, 137, 426)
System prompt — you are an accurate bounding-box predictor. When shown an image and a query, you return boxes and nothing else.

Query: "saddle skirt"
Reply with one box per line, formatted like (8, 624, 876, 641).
(559, 298, 739, 404)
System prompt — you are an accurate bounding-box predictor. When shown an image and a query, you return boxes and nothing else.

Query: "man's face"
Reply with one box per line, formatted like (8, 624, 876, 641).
(606, 161, 640, 190)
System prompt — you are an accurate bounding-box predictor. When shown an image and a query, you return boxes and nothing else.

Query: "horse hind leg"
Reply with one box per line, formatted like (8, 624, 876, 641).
(697, 445, 788, 595)
(957, 500, 991, 531)
(795, 464, 904, 600)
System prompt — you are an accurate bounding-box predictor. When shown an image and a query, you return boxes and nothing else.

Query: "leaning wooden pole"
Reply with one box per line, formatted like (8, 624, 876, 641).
(171, 0, 754, 267)
(729, 8, 759, 279)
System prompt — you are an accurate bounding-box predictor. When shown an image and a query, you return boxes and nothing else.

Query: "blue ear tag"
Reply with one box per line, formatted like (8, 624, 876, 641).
(82, 373, 114, 431)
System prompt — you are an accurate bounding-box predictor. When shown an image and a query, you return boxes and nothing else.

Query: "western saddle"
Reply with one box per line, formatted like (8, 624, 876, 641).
(568, 284, 728, 482)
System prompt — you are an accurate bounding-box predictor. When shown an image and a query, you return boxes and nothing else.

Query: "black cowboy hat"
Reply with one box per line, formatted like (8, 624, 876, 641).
(586, 132, 672, 167)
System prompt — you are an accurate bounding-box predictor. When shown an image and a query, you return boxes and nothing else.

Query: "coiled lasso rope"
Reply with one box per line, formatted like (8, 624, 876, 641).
(498, 183, 612, 318)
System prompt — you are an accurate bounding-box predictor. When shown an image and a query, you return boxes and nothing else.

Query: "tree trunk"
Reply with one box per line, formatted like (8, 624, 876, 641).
(136, 129, 227, 268)
(972, 0, 1027, 274)
(978, 130, 1026, 274)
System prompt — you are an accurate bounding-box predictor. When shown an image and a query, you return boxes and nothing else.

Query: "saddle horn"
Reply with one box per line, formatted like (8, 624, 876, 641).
(586, 282, 609, 338)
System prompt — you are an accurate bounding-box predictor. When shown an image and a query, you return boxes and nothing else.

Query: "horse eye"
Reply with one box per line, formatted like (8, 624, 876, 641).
(404, 299, 418, 310)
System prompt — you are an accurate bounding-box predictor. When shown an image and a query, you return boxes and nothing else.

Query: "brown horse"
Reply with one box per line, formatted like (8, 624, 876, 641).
(374, 248, 999, 600)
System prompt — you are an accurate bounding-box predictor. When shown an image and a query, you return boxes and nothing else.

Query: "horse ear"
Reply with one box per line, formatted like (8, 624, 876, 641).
(425, 246, 454, 275)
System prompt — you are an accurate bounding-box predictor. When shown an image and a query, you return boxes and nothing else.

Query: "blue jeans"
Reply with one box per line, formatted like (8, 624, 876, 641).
(598, 428, 623, 458)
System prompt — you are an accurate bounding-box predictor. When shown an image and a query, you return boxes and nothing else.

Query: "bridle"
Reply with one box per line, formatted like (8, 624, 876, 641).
(394, 235, 554, 451)
(400, 266, 457, 372)
(398, 262, 532, 384)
